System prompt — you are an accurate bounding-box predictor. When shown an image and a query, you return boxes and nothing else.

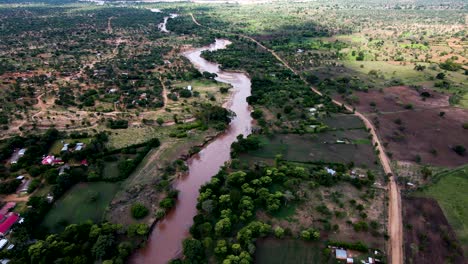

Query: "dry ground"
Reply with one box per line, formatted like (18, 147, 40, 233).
(403, 196, 465, 264)
(346, 86, 468, 167)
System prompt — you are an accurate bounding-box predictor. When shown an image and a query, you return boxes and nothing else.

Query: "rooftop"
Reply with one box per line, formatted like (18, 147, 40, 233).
(0, 213, 20, 235)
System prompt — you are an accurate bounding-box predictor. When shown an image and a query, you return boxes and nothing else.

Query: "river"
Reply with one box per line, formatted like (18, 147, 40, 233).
(158, 13, 178, 33)
(130, 39, 253, 264)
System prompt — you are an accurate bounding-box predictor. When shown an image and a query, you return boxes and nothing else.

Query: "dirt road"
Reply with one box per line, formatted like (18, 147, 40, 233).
(190, 13, 403, 264)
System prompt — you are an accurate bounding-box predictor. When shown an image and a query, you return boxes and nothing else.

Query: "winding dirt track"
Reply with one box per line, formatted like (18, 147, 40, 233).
(190, 13, 403, 264)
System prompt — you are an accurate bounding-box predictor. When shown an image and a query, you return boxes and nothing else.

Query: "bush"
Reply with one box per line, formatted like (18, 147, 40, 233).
(27, 179, 41, 194)
(127, 223, 149, 237)
(0, 179, 21, 194)
(452, 145, 466, 156)
(353, 221, 369, 232)
(107, 120, 128, 129)
(179, 89, 192, 98)
(131, 203, 149, 219)
(274, 226, 285, 238)
(439, 59, 461, 71)
(159, 197, 176, 210)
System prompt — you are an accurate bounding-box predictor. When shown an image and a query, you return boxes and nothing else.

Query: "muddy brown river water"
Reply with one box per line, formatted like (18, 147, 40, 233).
(130, 39, 253, 264)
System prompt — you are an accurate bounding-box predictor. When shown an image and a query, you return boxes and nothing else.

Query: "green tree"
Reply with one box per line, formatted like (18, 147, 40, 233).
(182, 238, 204, 262)
(131, 203, 149, 219)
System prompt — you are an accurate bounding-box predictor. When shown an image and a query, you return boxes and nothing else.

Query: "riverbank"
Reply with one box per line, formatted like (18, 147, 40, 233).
(130, 39, 253, 263)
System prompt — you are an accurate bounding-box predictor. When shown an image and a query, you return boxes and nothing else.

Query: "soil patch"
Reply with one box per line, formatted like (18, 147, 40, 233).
(349, 86, 450, 113)
(345, 86, 468, 167)
(403, 196, 465, 264)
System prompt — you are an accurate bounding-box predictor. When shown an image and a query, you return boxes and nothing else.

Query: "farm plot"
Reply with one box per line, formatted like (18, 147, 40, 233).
(322, 114, 365, 130)
(258, 182, 387, 250)
(42, 182, 120, 233)
(243, 133, 378, 169)
(255, 239, 324, 264)
(348, 86, 468, 167)
(403, 196, 465, 264)
(347, 86, 451, 113)
(420, 165, 468, 255)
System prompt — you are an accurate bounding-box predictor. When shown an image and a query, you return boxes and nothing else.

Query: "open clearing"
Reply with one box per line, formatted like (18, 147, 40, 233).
(242, 132, 378, 169)
(42, 182, 120, 233)
(420, 165, 468, 255)
(347, 86, 468, 167)
(403, 196, 465, 264)
(258, 181, 387, 250)
(255, 239, 324, 264)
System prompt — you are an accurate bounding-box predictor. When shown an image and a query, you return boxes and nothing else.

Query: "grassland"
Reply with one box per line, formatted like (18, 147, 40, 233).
(419, 165, 468, 252)
(255, 239, 324, 264)
(241, 132, 378, 169)
(42, 182, 120, 232)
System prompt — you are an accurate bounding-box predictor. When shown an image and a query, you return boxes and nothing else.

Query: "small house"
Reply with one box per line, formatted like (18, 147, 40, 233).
(0, 239, 7, 250)
(336, 249, 347, 260)
(0, 203, 16, 216)
(326, 168, 337, 176)
(17, 180, 31, 193)
(61, 144, 69, 152)
(41, 156, 64, 166)
(58, 164, 70, 175)
(18, 149, 26, 156)
(0, 213, 20, 236)
(75, 143, 84, 151)
(187, 85, 192, 91)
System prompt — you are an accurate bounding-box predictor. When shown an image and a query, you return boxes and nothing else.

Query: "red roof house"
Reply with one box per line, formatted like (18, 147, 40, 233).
(0, 213, 20, 236)
(41, 155, 64, 166)
(0, 203, 16, 215)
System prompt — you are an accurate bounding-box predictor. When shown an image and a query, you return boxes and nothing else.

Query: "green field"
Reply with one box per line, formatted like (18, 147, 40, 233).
(420, 165, 468, 252)
(242, 132, 377, 169)
(103, 161, 120, 180)
(43, 182, 120, 232)
(322, 114, 365, 130)
(255, 239, 324, 264)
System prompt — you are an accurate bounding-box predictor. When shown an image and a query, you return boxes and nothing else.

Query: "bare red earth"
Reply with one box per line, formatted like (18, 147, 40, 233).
(345, 86, 468, 167)
(403, 196, 465, 264)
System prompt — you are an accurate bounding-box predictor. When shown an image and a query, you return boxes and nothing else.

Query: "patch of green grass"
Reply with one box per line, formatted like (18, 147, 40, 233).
(352, 138, 371, 145)
(271, 203, 297, 219)
(103, 161, 120, 180)
(242, 133, 378, 168)
(42, 182, 120, 233)
(322, 114, 365, 130)
(343, 61, 426, 84)
(400, 43, 429, 50)
(255, 239, 324, 264)
(420, 165, 468, 249)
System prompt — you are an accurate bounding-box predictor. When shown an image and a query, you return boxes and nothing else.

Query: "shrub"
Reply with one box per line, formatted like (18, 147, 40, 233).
(0, 179, 21, 194)
(127, 223, 149, 237)
(274, 227, 285, 238)
(439, 59, 461, 71)
(159, 197, 176, 210)
(27, 179, 41, 193)
(131, 203, 149, 219)
(452, 145, 466, 156)
(107, 119, 128, 129)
